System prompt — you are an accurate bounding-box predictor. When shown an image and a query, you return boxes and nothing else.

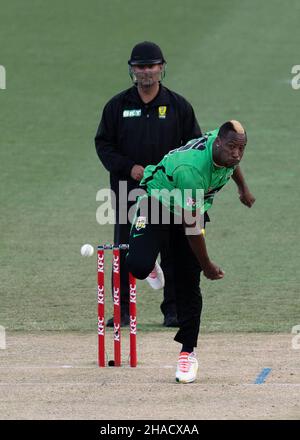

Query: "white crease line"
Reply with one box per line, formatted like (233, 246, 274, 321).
(0, 365, 175, 370)
(0, 365, 298, 373)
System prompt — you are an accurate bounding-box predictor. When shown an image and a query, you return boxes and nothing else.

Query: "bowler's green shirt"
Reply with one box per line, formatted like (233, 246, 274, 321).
(140, 129, 236, 214)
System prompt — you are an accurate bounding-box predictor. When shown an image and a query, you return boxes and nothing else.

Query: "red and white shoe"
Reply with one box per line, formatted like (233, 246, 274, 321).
(175, 352, 198, 383)
(146, 261, 165, 290)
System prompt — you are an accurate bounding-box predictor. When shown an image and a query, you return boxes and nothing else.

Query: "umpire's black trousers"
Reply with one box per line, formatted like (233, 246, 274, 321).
(126, 197, 203, 348)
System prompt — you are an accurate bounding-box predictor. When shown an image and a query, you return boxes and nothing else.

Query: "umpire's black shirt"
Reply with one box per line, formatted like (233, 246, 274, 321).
(95, 85, 201, 196)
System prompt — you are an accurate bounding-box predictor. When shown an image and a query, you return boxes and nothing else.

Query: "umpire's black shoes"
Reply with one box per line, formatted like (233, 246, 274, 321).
(106, 314, 130, 327)
(163, 314, 179, 327)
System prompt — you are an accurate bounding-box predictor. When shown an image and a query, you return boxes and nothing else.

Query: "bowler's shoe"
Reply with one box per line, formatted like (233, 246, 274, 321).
(175, 352, 198, 384)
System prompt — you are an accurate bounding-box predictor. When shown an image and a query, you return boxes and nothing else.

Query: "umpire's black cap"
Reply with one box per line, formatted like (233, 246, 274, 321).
(128, 41, 166, 66)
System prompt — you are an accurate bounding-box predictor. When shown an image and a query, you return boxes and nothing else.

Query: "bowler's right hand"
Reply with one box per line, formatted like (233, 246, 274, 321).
(203, 261, 225, 280)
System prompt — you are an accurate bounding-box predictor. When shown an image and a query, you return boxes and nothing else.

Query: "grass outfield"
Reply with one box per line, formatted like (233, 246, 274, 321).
(0, 0, 299, 332)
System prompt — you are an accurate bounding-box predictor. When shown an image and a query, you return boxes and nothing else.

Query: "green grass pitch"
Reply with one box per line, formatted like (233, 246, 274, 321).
(0, 0, 299, 332)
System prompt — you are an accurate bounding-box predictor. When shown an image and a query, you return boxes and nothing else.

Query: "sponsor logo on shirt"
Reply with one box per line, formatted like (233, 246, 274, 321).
(186, 197, 196, 207)
(158, 106, 167, 119)
(123, 109, 141, 117)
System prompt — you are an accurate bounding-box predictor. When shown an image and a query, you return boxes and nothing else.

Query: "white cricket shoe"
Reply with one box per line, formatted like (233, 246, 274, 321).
(175, 352, 198, 384)
(146, 261, 165, 290)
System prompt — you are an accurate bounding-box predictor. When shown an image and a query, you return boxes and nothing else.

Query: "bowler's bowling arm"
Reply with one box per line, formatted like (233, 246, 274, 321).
(182, 209, 210, 268)
(182, 209, 224, 280)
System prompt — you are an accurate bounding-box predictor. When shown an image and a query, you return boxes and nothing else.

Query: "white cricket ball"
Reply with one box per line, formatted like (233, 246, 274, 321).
(80, 244, 94, 257)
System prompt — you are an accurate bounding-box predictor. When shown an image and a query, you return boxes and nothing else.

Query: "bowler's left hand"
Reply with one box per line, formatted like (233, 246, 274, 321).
(239, 188, 256, 208)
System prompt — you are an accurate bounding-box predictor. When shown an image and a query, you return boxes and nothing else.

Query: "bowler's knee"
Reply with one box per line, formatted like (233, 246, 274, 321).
(126, 253, 152, 280)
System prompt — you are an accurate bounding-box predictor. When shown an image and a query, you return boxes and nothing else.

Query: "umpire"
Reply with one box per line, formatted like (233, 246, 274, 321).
(95, 41, 202, 327)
